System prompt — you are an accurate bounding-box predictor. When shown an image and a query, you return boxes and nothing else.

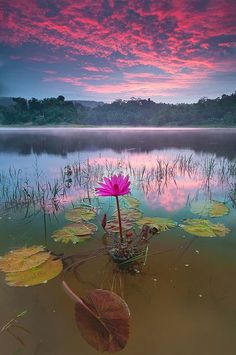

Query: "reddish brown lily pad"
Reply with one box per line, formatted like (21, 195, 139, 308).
(113, 208, 143, 222)
(105, 219, 134, 233)
(66, 207, 96, 223)
(63, 281, 130, 353)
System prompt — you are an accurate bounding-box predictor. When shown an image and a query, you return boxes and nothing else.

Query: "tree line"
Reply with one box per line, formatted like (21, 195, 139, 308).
(0, 93, 235, 126)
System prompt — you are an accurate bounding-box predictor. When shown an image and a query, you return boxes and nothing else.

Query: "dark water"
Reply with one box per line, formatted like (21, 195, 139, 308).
(0, 128, 236, 355)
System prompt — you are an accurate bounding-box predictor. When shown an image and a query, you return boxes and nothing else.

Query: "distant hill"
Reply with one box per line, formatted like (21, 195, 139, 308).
(72, 100, 104, 108)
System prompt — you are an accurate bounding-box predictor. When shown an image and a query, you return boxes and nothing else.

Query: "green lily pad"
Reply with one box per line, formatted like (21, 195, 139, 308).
(5, 256, 63, 287)
(0, 246, 50, 273)
(52, 223, 96, 244)
(190, 200, 229, 218)
(180, 219, 230, 237)
(123, 196, 140, 208)
(136, 217, 177, 232)
(66, 207, 96, 223)
(208, 201, 229, 217)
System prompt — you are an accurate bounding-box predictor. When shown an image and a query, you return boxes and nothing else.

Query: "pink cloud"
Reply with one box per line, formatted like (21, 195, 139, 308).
(218, 42, 236, 48)
(1, 0, 236, 97)
(83, 65, 113, 73)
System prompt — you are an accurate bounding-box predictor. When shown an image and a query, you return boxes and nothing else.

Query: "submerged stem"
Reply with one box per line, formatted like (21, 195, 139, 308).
(115, 195, 123, 243)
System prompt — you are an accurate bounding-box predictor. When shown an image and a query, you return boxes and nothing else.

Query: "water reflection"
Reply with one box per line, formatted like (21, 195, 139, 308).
(0, 129, 236, 355)
(0, 128, 236, 158)
(0, 149, 235, 215)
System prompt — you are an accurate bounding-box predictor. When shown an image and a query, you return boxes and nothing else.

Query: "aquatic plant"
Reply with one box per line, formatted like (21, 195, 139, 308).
(0, 246, 63, 287)
(136, 217, 177, 232)
(180, 219, 230, 237)
(52, 223, 97, 244)
(0, 246, 50, 272)
(96, 175, 131, 243)
(190, 200, 229, 217)
(63, 281, 130, 353)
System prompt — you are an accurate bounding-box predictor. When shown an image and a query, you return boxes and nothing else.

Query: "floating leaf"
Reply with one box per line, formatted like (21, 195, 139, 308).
(63, 281, 130, 353)
(113, 208, 142, 221)
(105, 219, 134, 233)
(5, 256, 63, 287)
(76, 222, 97, 234)
(136, 217, 177, 232)
(180, 219, 230, 237)
(190, 200, 229, 218)
(66, 207, 96, 223)
(2, 246, 44, 258)
(0, 246, 50, 273)
(123, 196, 140, 208)
(211, 223, 230, 237)
(208, 201, 229, 217)
(190, 201, 212, 216)
(52, 223, 96, 244)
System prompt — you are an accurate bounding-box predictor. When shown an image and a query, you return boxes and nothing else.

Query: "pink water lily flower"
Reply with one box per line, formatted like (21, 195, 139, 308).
(96, 175, 130, 197)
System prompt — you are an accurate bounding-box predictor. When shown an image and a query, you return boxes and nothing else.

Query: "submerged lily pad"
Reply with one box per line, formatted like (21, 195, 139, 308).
(190, 200, 229, 218)
(190, 201, 212, 216)
(66, 207, 96, 223)
(123, 196, 140, 209)
(52, 223, 96, 244)
(180, 219, 230, 237)
(63, 281, 130, 353)
(0, 246, 50, 273)
(5, 256, 63, 287)
(105, 219, 134, 233)
(136, 217, 177, 232)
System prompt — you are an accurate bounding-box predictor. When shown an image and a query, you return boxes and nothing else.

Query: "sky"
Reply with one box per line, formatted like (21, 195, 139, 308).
(0, 0, 236, 103)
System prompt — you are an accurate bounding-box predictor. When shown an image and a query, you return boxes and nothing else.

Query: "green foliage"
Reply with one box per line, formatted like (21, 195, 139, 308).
(0, 96, 79, 125)
(0, 92, 236, 126)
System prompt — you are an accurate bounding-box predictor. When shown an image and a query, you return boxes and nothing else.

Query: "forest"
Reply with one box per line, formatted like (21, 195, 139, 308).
(0, 92, 235, 126)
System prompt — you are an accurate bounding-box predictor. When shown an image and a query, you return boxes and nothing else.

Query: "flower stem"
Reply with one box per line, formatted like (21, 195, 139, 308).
(115, 195, 123, 243)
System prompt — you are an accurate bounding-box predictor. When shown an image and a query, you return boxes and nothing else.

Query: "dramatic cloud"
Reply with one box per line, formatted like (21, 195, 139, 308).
(0, 0, 235, 101)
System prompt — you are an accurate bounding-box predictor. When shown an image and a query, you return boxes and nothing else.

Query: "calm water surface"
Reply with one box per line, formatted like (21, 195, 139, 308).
(0, 128, 236, 355)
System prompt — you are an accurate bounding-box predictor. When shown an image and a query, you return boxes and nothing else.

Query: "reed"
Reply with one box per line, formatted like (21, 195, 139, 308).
(0, 153, 235, 214)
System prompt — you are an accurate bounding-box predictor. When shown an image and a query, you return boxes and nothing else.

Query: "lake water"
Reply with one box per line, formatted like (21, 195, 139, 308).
(0, 128, 236, 355)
